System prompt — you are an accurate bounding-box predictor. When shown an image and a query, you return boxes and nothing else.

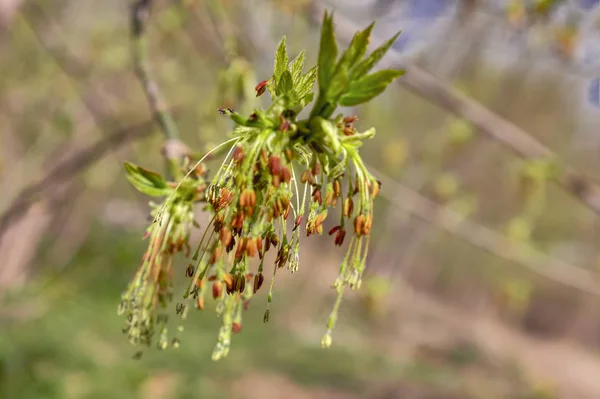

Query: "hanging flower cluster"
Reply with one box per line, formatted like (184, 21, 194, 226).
(119, 11, 404, 360)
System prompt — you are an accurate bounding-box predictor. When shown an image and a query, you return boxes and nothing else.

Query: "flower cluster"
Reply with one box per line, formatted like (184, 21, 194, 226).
(119, 11, 404, 359)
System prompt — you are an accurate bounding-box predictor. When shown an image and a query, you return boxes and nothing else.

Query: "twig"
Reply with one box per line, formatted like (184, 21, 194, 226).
(367, 164, 600, 297)
(308, 3, 600, 217)
(131, 0, 187, 177)
(0, 118, 159, 241)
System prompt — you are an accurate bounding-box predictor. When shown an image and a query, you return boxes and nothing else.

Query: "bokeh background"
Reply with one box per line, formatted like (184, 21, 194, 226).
(2, 0, 600, 398)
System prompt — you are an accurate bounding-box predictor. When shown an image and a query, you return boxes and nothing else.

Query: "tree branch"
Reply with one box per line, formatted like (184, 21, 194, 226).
(131, 0, 187, 178)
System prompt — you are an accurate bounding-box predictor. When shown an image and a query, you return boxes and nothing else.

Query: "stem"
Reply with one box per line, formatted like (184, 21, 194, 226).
(131, 0, 184, 179)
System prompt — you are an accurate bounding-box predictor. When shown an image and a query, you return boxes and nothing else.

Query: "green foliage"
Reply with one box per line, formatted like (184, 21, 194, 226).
(124, 162, 172, 197)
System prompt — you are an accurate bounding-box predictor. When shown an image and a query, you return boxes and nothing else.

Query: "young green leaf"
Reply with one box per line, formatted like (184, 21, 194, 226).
(274, 36, 289, 85)
(317, 11, 338, 92)
(335, 22, 374, 74)
(296, 65, 317, 99)
(277, 70, 294, 96)
(327, 67, 349, 101)
(124, 162, 171, 197)
(338, 69, 404, 106)
(350, 30, 402, 81)
(290, 50, 306, 84)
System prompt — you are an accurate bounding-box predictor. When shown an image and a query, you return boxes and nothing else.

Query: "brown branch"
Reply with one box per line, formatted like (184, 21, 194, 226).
(0, 118, 160, 241)
(308, 3, 600, 217)
(368, 164, 600, 297)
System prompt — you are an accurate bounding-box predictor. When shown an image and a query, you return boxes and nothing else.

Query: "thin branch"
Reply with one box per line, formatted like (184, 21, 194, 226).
(368, 164, 600, 297)
(0, 118, 160, 241)
(308, 4, 600, 217)
(131, 0, 187, 176)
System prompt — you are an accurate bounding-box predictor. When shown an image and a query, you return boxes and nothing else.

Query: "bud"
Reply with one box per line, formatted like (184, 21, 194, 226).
(255, 80, 268, 96)
(312, 189, 322, 205)
(212, 281, 223, 299)
(219, 227, 232, 247)
(232, 322, 242, 334)
(253, 273, 265, 293)
(343, 197, 354, 218)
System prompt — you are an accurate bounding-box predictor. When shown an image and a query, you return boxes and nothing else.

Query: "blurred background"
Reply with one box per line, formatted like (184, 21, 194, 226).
(2, 0, 600, 398)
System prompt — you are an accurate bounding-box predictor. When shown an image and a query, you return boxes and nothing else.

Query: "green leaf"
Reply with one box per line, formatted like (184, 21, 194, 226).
(296, 65, 317, 99)
(350, 30, 402, 80)
(290, 50, 306, 84)
(327, 67, 349, 101)
(277, 70, 294, 96)
(338, 69, 404, 106)
(124, 162, 171, 197)
(317, 11, 338, 92)
(274, 36, 289, 85)
(336, 22, 374, 74)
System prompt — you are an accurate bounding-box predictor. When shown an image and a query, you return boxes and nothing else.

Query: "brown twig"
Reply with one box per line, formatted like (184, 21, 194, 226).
(0, 118, 159, 241)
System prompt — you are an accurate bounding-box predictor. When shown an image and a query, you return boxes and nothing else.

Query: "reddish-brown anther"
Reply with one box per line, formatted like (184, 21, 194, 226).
(272, 174, 281, 188)
(255, 80, 268, 96)
(280, 166, 292, 184)
(354, 215, 366, 236)
(223, 273, 234, 292)
(294, 215, 303, 230)
(232, 322, 243, 334)
(312, 189, 322, 205)
(253, 273, 265, 293)
(371, 180, 382, 198)
(260, 150, 269, 165)
(243, 300, 250, 311)
(208, 275, 217, 282)
(363, 214, 373, 235)
(196, 296, 205, 310)
(333, 179, 341, 197)
(245, 238, 258, 258)
(239, 188, 257, 208)
(209, 245, 223, 265)
(325, 191, 334, 206)
(235, 238, 247, 260)
(343, 126, 354, 136)
(226, 235, 236, 253)
(315, 211, 328, 228)
(343, 115, 358, 124)
(245, 273, 254, 282)
(284, 148, 294, 162)
(219, 227, 232, 247)
(344, 197, 354, 218)
(195, 277, 206, 289)
(269, 156, 281, 176)
(329, 225, 341, 236)
(233, 146, 245, 164)
(232, 212, 244, 231)
(334, 229, 346, 246)
(279, 114, 290, 133)
(212, 281, 223, 299)
(312, 161, 321, 176)
(234, 274, 246, 293)
(143, 231, 151, 240)
(300, 169, 312, 184)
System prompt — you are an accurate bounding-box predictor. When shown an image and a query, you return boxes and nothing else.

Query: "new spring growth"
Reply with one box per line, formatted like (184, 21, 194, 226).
(119, 11, 404, 359)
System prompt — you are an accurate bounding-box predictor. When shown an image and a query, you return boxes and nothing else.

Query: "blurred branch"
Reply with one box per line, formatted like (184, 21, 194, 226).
(308, 3, 600, 217)
(0, 118, 159, 242)
(368, 164, 600, 297)
(131, 0, 187, 177)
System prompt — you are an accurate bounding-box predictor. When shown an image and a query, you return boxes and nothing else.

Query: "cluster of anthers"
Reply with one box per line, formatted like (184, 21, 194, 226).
(119, 11, 404, 360)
